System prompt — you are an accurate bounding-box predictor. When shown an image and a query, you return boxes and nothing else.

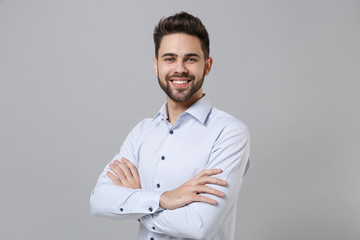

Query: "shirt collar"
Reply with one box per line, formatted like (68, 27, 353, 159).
(153, 95, 213, 125)
(153, 103, 168, 123)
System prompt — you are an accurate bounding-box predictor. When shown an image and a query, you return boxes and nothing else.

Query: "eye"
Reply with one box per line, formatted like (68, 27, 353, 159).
(164, 57, 175, 63)
(186, 58, 198, 63)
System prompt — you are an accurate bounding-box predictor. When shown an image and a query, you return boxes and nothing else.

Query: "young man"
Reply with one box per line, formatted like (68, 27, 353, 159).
(90, 12, 250, 240)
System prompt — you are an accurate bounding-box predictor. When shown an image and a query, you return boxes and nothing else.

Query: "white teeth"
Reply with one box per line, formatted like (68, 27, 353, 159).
(173, 80, 188, 84)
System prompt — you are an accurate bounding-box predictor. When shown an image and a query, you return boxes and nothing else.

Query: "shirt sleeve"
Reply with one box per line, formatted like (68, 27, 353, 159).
(90, 120, 163, 220)
(140, 123, 250, 239)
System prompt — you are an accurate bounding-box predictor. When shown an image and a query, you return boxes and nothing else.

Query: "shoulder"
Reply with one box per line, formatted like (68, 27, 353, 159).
(130, 118, 154, 133)
(208, 107, 249, 136)
(123, 118, 153, 139)
(208, 108, 250, 156)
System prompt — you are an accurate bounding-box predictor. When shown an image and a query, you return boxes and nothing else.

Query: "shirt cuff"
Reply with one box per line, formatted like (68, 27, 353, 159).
(114, 190, 164, 215)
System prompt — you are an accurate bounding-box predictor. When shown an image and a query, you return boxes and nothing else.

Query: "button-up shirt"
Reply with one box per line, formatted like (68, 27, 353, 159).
(90, 96, 250, 240)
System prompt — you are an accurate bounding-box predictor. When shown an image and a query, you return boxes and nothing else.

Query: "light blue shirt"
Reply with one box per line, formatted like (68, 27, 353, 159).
(90, 96, 250, 240)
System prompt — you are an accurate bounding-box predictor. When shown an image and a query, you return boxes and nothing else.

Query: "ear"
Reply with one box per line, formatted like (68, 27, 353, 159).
(204, 57, 213, 76)
(153, 56, 158, 75)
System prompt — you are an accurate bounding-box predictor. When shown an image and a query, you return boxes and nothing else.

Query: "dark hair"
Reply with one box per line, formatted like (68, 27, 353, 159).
(153, 12, 210, 59)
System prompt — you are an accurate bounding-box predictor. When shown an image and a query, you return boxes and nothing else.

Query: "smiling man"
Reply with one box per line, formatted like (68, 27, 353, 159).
(90, 12, 250, 240)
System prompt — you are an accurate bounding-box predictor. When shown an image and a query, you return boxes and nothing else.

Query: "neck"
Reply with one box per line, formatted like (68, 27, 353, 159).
(166, 91, 203, 125)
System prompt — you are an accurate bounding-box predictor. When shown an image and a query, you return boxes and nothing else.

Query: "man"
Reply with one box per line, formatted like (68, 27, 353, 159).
(90, 12, 250, 240)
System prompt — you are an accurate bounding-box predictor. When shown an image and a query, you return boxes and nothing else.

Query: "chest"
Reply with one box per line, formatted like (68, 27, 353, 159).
(137, 123, 219, 190)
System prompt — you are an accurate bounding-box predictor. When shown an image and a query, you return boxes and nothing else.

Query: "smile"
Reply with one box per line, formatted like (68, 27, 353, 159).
(173, 80, 188, 84)
(170, 79, 191, 88)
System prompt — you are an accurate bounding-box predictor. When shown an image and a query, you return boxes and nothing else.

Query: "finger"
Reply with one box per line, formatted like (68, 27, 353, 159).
(195, 185, 225, 197)
(109, 163, 126, 182)
(195, 169, 222, 178)
(114, 160, 132, 179)
(193, 194, 217, 205)
(121, 158, 140, 180)
(196, 176, 227, 186)
(106, 171, 122, 185)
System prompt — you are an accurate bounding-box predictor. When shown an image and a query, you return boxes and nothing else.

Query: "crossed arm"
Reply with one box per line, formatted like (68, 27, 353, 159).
(91, 121, 250, 238)
(107, 158, 227, 210)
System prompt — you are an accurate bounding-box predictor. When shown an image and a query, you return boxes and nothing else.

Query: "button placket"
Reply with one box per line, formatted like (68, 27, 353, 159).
(153, 124, 174, 202)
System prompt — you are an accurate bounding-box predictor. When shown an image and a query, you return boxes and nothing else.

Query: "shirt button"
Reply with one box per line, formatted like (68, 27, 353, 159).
(150, 238, 154, 240)
(120, 208, 123, 212)
(137, 219, 141, 222)
(169, 130, 174, 134)
(161, 156, 165, 160)
(149, 207, 153, 212)
(152, 226, 156, 230)
(156, 184, 160, 188)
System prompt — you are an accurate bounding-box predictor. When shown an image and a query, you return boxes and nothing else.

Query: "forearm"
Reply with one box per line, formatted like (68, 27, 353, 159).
(90, 183, 163, 219)
(90, 120, 161, 219)
(90, 155, 163, 219)
(140, 175, 243, 239)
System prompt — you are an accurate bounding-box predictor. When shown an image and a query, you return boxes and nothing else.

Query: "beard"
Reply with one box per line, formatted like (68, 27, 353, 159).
(157, 69, 205, 103)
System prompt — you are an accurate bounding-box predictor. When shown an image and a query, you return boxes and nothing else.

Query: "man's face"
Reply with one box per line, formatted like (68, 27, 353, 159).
(154, 33, 212, 103)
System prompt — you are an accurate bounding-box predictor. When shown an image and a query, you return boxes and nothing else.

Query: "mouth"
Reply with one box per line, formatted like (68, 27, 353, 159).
(169, 78, 192, 88)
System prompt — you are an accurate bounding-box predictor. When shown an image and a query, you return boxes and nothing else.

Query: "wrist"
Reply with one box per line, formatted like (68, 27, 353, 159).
(159, 191, 168, 209)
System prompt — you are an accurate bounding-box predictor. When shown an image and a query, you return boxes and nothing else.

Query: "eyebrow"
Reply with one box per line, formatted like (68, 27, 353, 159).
(161, 53, 200, 58)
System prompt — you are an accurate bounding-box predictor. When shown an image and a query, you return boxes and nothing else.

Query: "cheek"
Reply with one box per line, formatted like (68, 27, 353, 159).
(158, 65, 173, 77)
(190, 66, 205, 77)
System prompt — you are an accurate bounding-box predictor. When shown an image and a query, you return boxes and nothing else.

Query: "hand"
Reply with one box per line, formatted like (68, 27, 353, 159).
(107, 158, 141, 189)
(159, 169, 227, 210)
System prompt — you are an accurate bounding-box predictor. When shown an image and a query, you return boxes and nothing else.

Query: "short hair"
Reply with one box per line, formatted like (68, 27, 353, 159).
(153, 12, 210, 59)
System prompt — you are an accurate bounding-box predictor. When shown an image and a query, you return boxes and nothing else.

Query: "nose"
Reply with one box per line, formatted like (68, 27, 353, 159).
(174, 60, 188, 74)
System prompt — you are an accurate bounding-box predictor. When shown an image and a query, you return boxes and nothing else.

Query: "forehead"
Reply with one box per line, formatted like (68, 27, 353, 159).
(158, 33, 203, 56)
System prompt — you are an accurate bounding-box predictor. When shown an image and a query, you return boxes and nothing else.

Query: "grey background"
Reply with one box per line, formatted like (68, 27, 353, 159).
(1, 0, 359, 239)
